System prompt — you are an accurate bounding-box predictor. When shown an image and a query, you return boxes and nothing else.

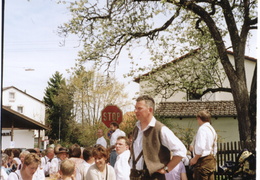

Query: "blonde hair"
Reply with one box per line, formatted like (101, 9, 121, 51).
(60, 159, 75, 176)
(23, 153, 41, 166)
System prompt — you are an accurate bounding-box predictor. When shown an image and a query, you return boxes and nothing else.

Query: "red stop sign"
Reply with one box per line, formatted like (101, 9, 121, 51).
(101, 105, 123, 128)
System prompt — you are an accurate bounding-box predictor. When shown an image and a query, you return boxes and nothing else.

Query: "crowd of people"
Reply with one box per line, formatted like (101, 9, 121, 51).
(1, 95, 217, 180)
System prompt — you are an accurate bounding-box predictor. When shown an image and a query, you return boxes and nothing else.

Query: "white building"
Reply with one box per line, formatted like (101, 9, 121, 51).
(2, 86, 47, 149)
(134, 50, 256, 143)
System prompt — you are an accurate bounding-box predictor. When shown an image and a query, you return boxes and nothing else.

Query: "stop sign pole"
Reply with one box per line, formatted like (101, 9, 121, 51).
(101, 105, 123, 128)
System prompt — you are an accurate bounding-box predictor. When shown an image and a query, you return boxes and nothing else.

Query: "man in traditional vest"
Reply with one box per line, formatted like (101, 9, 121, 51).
(130, 95, 187, 180)
(189, 110, 217, 180)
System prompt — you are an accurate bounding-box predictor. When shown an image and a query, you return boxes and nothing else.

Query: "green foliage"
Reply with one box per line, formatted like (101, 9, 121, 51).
(44, 71, 75, 144)
(120, 112, 138, 136)
(57, 0, 257, 143)
(67, 65, 132, 125)
(44, 67, 133, 146)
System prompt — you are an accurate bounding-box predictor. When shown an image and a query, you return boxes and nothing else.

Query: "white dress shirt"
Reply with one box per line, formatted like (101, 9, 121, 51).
(110, 129, 126, 146)
(96, 136, 107, 148)
(194, 122, 217, 157)
(49, 157, 60, 174)
(81, 161, 95, 180)
(131, 117, 187, 170)
(114, 150, 131, 180)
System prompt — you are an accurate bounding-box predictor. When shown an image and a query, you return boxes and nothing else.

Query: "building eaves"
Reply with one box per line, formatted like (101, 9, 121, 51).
(134, 49, 200, 83)
(134, 50, 257, 83)
(155, 101, 237, 118)
(2, 106, 50, 130)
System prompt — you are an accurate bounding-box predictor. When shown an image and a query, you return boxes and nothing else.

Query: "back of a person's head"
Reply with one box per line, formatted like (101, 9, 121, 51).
(26, 148, 37, 153)
(69, 144, 81, 158)
(4, 148, 13, 157)
(197, 110, 211, 122)
(12, 148, 21, 158)
(83, 147, 94, 161)
(60, 159, 75, 177)
(19, 150, 30, 158)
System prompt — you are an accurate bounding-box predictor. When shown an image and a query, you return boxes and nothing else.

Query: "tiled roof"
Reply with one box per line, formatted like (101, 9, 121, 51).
(155, 101, 237, 118)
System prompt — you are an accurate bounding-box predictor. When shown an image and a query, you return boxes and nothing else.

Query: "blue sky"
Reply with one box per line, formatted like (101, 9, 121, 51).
(3, 0, 258, 105)
(3, 0, 139, 105)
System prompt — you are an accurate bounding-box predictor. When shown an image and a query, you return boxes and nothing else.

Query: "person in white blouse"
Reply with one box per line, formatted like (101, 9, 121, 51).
(86, 145, 116, 180)
(109, 122, 126, 167)
(189, 110, 217, 180)
(96, 129, 107, 148)
(114, 136, 131, 180)
(8, 153, 42, 180)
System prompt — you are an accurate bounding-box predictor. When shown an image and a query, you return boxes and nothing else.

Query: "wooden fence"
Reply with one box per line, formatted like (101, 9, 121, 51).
(214, 141, 256, 180)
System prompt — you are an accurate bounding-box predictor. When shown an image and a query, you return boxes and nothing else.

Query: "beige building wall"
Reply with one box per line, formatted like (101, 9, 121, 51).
(164, 116, 239, 144)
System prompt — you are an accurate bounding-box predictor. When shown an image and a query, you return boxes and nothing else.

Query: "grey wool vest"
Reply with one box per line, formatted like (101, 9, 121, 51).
(132, 120, 171, 175)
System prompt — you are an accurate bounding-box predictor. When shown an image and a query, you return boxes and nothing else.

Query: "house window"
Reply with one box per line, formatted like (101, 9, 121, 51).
(17, 106, 24, 114)
(9, 92, 15, 102)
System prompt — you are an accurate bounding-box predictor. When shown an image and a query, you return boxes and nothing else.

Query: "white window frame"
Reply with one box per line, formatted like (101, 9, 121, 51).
(9, 92, 15, 102)
(17, 106, 24, 114)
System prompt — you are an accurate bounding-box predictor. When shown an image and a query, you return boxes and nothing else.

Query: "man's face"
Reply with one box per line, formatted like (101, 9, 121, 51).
(135, 100, 152, 121)
(47, 150, 55, 160)
(115, 139, 129, 155)
(110, 125, 116, 131)
(97, 130, 103, 138)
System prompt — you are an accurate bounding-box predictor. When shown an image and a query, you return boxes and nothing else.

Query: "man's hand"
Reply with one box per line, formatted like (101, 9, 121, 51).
(156, 168, 167, 174)
(189, 158, 197, 166)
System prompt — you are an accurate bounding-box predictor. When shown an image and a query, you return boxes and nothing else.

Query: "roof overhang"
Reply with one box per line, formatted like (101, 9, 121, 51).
(1, 106, 50, 130)
(155, 101, 237, 118)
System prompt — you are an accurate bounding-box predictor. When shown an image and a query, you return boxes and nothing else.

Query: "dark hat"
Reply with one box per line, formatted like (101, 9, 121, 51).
(57, 147, 68, 154)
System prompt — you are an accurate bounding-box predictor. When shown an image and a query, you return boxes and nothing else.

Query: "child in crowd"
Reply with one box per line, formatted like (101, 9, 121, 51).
(59, 159, 76, 180)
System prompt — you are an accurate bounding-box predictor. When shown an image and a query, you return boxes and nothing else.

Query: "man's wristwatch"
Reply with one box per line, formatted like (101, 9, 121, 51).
(164, 166, 169, 173)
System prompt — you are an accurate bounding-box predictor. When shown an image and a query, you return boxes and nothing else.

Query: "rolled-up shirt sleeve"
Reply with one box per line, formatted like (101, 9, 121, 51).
(160, 126, 187, 157)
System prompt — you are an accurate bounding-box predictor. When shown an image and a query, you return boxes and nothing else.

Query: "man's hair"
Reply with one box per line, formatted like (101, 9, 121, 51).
(83, 147, 94, 161)
(110, 122, 119, 128)
(196, 110, 211, 122)
(12, 148, 21, 158)
(69, 144, 81, 158)
(60, 159, 75, 176)
(46, 147, 54, 154)
(136, 95, 155, 111)
(117, 136, 130, 147)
